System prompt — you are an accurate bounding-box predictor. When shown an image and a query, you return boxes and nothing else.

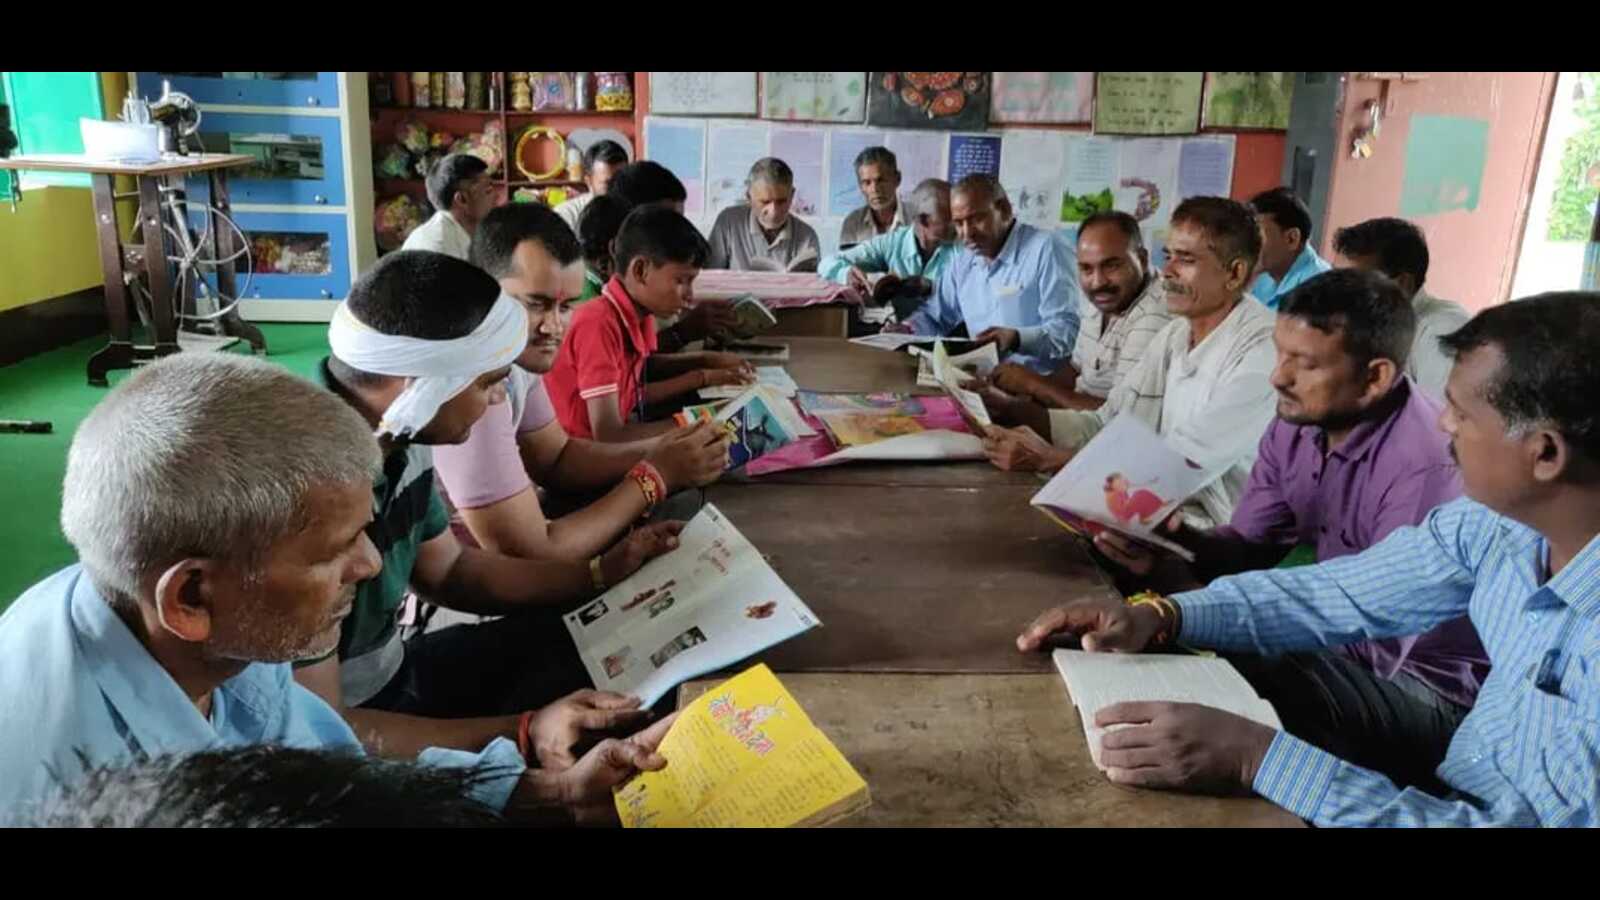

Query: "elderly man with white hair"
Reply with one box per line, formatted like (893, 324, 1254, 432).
(0, 353, 675, 825)
(296, 249, 684, 769)
(706, 157, 822, 272)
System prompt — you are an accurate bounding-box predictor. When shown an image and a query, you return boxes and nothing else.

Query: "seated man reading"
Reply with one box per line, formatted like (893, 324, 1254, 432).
(707, 157, 822, 273)
(819, 178, 957, 323)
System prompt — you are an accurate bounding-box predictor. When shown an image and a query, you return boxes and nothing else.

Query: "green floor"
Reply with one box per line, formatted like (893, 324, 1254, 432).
(0, 324, 332, 612)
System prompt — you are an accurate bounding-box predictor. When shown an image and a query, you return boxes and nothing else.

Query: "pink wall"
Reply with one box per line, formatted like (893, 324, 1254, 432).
(1320, 73, 1557, 312)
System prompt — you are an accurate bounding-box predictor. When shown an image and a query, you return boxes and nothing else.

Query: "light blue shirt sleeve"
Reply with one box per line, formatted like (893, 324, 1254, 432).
(1176, 497, 1482, 656)
(905, 255, 964, 336)
(1013, 234, 1081, 369)
(819, 231, 897, 285)
(418, 736, 528, 812)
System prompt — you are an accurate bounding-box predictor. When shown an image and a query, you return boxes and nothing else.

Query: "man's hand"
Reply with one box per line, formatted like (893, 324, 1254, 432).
(701, 367, 756, 388)
(648, 418, 730, 490)
(702, 351, 755, 374)
(1016, 595, 1164, 654)
(1092, 514, 1182, 577)
(676, 300, 739, 343)
(1095, 702, 1277, 796)
(880, 320, 916, 335)
(598, 521, 683, 587)
(557, 713, 679, 826)
(527, 689, 652, 770)
(974, 326, 1021, 354)
(982, 424, 1070, 473)
(991, 362, 1047, 398)
(846, 267, 876, 295)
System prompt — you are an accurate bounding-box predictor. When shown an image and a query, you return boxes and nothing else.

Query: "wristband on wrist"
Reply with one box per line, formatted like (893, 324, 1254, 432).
(589, 555, 607, 592)
(1127, 591, 1179, 646)
(628, 460, 666, 515)
(516, 709, 536, 763)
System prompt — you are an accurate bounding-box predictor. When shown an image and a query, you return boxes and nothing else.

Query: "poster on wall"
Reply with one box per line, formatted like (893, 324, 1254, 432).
(1061, 135, 1117, 224)
(1400, 115, 1489, 218)
(1093, 72, 1203, 135)
(762, 72, 867, 123)
(1114, 139, 1182, 228)
(769, 127, 826, 216)
(867, 72, 991, 131)
(998, 130, 1068, 228)
(1202, 72, 1295, 130)
(827, 129, 887, 216)
(990, 72, 1094, 124)
(650, 72, 758, 117)
(1177, 136, 1235, 200)
(706, 123, 769, 214)
(948, 134, 1002, 184)
(643, 117, 707, 218)
(884, 131, 947, 195)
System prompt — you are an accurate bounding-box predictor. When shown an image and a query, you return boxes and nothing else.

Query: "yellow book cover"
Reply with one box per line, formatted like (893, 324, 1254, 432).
(614, 664, 870, 828)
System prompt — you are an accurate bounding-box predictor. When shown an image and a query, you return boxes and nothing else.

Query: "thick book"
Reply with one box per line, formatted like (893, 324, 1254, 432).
(563, 506, 820, 709)
(1052, 649, 1282, 771)
(615, 663, 869, 828)
(1029, 412, 1227, 563)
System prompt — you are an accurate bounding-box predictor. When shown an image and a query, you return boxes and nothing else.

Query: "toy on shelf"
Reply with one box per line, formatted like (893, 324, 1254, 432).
(396, 117, 430, 154)
(375, 143, 411, 179)
(376, 193, 428, 251)
(595, 72, 633, 112)
(514, 125, 567, 183)
(453, 119, 505, 176)
(509, 72, 533, 111)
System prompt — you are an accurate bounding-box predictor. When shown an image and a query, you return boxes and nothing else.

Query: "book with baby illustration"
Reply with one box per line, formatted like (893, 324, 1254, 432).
(615, 663, 870, 828)
(675, 385, 814, 470)
(1051, 649, 1282, 771)
(563, 505, 820, 708)
(1029, 412, 1228, 563)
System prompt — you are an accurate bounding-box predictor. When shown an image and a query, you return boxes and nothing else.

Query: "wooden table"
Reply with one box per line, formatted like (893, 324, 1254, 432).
(678, 673, 1304, 828)
(0, 153, 267, 385)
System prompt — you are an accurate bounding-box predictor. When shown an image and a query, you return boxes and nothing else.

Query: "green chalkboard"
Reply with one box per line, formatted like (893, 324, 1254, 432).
(2, 71, 103, 188)
(1399, 114, 1489, 218)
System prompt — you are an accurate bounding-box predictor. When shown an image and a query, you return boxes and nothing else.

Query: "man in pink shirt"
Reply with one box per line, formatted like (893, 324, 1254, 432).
(432, 203, 728, 563)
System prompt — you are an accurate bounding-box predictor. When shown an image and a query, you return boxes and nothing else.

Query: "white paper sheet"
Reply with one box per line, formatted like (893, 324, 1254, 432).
(883, 130, 948, 196)
(650, 72, 758, 117)
(769, 127, 827, 218)
(706, 122, 771, 215)
(644, 117, 707, 219)
(999, 130, 1069, 228)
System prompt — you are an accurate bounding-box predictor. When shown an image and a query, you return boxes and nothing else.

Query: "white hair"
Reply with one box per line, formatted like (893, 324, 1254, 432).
(61, 353, 381, 606)
(910, 178, 951, 220)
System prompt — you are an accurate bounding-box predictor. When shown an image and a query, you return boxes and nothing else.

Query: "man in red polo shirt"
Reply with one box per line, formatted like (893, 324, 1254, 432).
(546, 205, 754, 442)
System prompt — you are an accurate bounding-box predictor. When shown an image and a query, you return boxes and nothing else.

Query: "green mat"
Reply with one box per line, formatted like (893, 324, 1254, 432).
(0, 324, 332, 611)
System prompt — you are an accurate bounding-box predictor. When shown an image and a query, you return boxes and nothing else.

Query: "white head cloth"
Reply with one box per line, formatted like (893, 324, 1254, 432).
(327, 292, 528, 439)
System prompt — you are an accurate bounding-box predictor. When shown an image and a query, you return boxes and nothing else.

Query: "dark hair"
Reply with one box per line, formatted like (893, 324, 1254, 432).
(1438, 292, 1600, 462)
(425, 153, 489, 212)
(613, 204, 710, 277)
(1278, 268, 1416, 369)
(582, 139, 629, 174)
(608, 161, 687, 208)
(1078, 210, 1144, 252)
(579, 194, 634, 266)
(1333, 217, 1431, 290)
(1248, 187, 1314, 242)
(853, 146, 898, 176)
(24, 746, 508, 828)
(1170, 196, 1262, 271)
(470, 203, 582, 279)
(347, 250, 500, 340)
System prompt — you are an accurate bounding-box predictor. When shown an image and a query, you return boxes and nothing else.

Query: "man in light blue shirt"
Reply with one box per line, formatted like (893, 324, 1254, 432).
(1018, 291, 1600, 827)
(891, 174, 1082, 374)
(819, 178, 957, 321)
(1247, 187, 1332, 309)
(0, 353, 670, 825)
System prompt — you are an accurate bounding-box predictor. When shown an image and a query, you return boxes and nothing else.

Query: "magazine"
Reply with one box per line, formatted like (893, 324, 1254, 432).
(913, 341, 998, 387)
(676, 386, 813, 470)
(931, 340, 993, 432)
(795, 391, 926, 418)
(814, 412, 926, 448)
(563, 505, 820, 708)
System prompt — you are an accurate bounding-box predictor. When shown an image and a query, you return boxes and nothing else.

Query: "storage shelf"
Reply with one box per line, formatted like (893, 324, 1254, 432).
(504, 109, 632, 117)
(508, 179, 584, 187)
(371, 105, 501, 114)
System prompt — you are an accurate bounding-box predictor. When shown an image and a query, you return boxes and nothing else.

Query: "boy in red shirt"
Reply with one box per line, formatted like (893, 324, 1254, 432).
(546, 205, 754, 441)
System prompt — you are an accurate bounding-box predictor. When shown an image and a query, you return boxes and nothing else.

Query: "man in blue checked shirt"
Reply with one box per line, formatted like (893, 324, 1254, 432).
(887, 174, 1082, 374)
(1018, 291, 1600, 827)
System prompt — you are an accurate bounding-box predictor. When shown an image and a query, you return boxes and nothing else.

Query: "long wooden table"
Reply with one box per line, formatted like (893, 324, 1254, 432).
(684, 336, 1301, 826)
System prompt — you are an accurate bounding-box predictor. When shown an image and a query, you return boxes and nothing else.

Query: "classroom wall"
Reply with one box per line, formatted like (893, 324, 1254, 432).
(631, 73, 1287, 216)
(1319, 72, 1558, 312)
(0, 72, 131, 314)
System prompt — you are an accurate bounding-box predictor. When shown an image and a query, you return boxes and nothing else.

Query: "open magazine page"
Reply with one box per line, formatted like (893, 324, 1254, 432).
(1052, 649, 1282, 770)
(932, 340, 993, 431)
(563, 505, 820, 707)
(1030, 412, 1226, 560)
(913, 341, 998, 387)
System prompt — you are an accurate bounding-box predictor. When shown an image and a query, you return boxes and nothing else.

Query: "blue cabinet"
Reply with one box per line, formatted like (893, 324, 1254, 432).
(184, 111, 346, 206)
(192, 209, 352, 301)
(134, 72, 340, 109)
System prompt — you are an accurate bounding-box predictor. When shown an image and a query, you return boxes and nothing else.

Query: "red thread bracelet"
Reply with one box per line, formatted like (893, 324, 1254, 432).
(516, 710, 535, 762)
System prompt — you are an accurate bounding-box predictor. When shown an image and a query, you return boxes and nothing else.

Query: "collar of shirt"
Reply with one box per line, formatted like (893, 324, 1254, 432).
(69, 573, 280, 755)
(601, 276, 659, 357)
(1086, 275, 1162, 334)
(1511, 521, 1600, 616)
(746, 208, 794, 250)
(1169, 294, 1264, 378)
(984, 220, 1026, 271)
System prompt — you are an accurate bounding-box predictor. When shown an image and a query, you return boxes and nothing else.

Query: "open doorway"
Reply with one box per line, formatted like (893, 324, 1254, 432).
(1511, 72, 1600, 297)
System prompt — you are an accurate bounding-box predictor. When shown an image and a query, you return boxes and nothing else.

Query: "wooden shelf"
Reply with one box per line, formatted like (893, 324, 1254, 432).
(508, 179, 584, 187)
(504, 109, 632, 117)
(372, 105, 501, 114)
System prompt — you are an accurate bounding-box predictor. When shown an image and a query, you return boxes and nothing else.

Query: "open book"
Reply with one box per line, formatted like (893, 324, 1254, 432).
(930, 340, 992, 432)
(1030, 412, 1227, 563)
(727, 294, 778, 340)
(913, 340, 998, 388)
(699, 364, 800, 400)
(563, 506, 820, 708)
(677, 386, 813, 470)
(614, 664, 870, 828)
(1052, 649, 1282, 771)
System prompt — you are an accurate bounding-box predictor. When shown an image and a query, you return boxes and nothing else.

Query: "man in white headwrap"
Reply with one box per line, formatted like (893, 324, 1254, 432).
(300, 250, 684, 770)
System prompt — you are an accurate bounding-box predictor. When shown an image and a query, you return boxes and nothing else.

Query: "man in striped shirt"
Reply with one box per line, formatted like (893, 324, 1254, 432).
(1019, 292, 1600, 826)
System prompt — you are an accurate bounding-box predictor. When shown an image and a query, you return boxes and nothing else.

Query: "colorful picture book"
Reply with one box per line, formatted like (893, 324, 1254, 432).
(679, 385, 813, 470)
(931, 340, 993, 432)
(814, 412, 926, 448)
(795, 391, 926, 417)
(615, 663, 869, 828)
(564, 506, 820, 709)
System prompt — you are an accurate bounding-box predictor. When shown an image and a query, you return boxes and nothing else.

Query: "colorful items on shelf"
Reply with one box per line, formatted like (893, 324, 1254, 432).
(509, 72, 533, 111)
(375, 193, 428, 251)
(595, 73, 633, 112)
(411, 72, 430, 107)
(466, 72, 487, 110)
(379, 117, 505, 183)
(514, 125, 567, 183)
(532, 72, 575, 110)
(445, 72, 467, 109)
(453, 120, 505, 175)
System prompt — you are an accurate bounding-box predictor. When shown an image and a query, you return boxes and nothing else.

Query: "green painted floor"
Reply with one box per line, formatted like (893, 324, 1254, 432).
(0, 324, 332, 611)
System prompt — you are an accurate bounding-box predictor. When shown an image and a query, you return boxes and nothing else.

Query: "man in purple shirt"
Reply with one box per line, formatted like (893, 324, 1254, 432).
(1094, 268, 1489, 790)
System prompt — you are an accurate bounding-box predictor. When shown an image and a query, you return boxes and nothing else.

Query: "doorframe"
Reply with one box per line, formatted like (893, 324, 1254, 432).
(1499, 73, 1561, 302)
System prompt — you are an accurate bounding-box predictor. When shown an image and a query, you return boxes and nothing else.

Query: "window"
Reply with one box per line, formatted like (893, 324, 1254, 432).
(1, 72, 105, 189)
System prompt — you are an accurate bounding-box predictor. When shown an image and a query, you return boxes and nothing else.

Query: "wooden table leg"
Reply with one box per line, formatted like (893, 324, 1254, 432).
(137, 176, 180, 359)
(87, 173, 133, 386)
(208, 169, 266, 354)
